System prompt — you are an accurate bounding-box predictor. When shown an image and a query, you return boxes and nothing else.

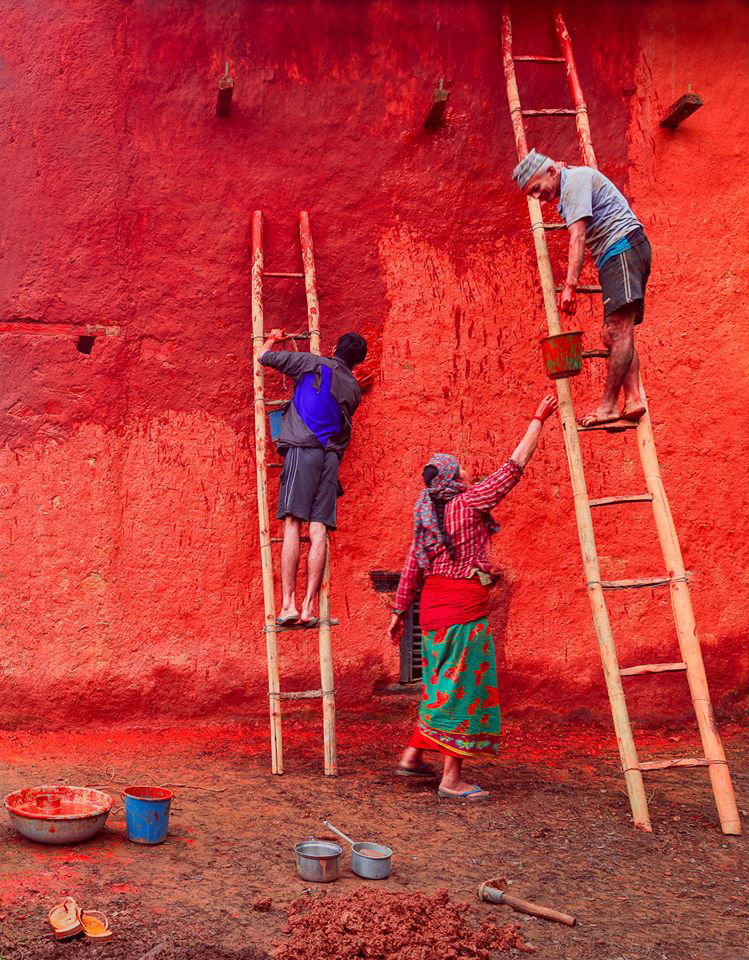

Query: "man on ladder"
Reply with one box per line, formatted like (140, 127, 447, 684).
(513, 148, 651, 427)
(255, 328, 368, 626)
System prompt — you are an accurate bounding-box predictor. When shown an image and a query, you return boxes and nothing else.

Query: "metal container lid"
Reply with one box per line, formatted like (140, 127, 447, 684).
(295, 840, 342, 859)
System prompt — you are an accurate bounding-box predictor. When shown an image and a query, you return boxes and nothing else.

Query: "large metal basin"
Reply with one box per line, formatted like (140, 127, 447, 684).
(4, 785, 113, 845)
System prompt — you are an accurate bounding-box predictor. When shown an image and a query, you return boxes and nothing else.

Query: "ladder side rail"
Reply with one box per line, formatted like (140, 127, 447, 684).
(502, 9, 652, 831)
(553, 10, 598, 168)
(636, 389, 741, 834)
(252, 211, 284, 775)
(299, 210, 337, 776)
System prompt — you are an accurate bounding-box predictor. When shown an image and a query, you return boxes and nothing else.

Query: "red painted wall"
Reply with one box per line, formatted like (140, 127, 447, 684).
(0, 1, 747, 727)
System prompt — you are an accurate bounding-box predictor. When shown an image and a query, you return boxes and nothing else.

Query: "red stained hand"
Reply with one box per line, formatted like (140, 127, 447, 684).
(267, 328, 287, 343)
(533, 394, 559, 423)
(558, 284, 577, 315)
(388, 612, 404, 645)
(355, 371, 374, 394)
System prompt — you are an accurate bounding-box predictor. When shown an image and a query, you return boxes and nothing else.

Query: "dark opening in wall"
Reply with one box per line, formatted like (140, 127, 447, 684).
(77, 335, 96, 354)
(400, 588, 423, 685)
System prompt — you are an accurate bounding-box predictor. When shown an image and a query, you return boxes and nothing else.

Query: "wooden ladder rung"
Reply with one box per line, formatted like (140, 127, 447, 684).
(514, 55, 565, 63)
(268, 462, 283, 468)
(620, 662, 687, 677)
(577, 419, 637, 433)
(540, 222, 567, 230)
(600, 576, 674, 590)
(555, 284, 602, 293)
(582, 348, 610, 359)
(522, 108, 576, 116)
(274, 689, 323, 700)
(264, 272, 304, 278)
(265, 399, 289, 407)
(270, 536, 310, 543)
(589, 494, 653, 508)
(640, 758, 709, 771)
(273, 618, 340, 634)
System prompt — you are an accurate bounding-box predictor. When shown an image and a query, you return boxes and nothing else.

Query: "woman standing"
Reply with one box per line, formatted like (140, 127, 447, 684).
(388, 395, 558, 798)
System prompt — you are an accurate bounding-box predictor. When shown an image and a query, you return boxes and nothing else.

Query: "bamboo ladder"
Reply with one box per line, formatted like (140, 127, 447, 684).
(251, 211, 337, 777)
(501, 7, 740, 835)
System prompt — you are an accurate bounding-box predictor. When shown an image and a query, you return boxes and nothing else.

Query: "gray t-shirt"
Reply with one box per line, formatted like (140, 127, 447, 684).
(558, 166, 641, 265)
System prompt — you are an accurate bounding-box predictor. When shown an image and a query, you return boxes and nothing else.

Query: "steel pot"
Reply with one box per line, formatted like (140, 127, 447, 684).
(294, 838, 342, 883)
(322, 820, 393, 880)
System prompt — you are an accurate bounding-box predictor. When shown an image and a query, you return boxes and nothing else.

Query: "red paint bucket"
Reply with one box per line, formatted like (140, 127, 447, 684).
(540, 331, 583, 380)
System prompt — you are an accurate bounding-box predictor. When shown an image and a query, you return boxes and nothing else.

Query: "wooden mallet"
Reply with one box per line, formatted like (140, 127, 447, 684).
(477, 877, 576, 927)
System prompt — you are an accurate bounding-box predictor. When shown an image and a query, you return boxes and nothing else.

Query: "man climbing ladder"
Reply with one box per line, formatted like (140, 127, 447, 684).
(513, 149, 651, 427)
(501, 6, 740, 835)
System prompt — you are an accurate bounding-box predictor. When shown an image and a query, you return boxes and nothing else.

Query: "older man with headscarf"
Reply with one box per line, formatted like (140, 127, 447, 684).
(388, 394, 557, 799)
(513, 149, 652, 427)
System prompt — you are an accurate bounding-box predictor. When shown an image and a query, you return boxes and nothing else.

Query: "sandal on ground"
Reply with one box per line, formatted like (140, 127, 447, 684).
(48, 897, 83, 940)
(394, 763, 437, 778)
(620, 400, 647, 422)
(438, 784, 490, 799)
(78, 909, 113, 941)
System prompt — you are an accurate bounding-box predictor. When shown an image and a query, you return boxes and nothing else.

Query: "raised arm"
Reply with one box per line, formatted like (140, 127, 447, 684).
(462, 394, 558, 511)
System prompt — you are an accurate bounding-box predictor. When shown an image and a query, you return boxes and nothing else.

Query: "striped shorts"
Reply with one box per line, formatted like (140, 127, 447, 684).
(599, 233, 652, 325)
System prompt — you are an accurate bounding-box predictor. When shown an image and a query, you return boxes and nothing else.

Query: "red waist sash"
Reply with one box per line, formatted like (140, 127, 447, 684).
(419, 575, 490, 632)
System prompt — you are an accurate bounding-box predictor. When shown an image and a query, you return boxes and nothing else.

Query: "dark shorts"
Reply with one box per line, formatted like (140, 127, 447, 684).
(599, 230, 652, 325)
(277, 446, 341, 530)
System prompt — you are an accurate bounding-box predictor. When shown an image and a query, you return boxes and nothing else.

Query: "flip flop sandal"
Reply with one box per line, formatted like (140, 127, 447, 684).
(78, 909, 113, 941)
(577, 413, 621, 427)
(395, 763, 437, 778)
(298, 617, 319, 628)
(48, 897, 83, 940)
(437, 784, 490, 799)
(276, 613, 299, 626)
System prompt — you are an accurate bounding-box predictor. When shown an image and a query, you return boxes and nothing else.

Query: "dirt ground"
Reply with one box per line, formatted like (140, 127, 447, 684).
(0, 702, 746, 960)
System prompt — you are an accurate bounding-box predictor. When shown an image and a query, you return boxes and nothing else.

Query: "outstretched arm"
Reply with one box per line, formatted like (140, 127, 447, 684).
(254, 327, 286, 361)
(511, 394, 558, 468)
(463, 394, 558, 510)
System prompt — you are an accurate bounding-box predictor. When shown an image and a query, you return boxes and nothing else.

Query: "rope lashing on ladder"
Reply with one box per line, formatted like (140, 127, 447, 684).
(268, 690, 334, 700)
(263, 618, 338, 633)
(585, 574, 691, 589)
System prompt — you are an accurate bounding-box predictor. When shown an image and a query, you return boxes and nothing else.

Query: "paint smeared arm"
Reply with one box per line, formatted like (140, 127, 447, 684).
(560, 219, 586, 315)
(254, 327, 286, 361)
(510, 395, 558, 468)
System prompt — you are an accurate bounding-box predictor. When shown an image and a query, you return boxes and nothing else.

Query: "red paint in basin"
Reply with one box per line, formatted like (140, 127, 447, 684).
(5, 786, 113, 821)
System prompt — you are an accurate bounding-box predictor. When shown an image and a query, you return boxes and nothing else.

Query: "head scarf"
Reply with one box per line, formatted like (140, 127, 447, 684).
(412, 454, 466, 570)
(512, 148, 553, 189)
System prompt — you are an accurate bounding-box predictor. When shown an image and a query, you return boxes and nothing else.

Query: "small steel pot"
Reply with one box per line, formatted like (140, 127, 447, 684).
(351, 841, 393, 880)
(294, 839, 342, 883)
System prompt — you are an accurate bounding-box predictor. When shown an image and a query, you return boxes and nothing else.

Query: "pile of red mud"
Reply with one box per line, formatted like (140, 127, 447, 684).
(274, 888, 534, 959)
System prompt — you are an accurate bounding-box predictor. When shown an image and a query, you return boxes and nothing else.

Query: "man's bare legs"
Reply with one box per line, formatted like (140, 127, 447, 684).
(579, 306, 645, 425)
(278, 515, 301, 621)
(398, 746, 489, 796)
(300, 521, 327, 624)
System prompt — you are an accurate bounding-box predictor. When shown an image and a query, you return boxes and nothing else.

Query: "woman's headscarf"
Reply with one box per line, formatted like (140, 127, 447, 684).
(412, 453, 466, 569)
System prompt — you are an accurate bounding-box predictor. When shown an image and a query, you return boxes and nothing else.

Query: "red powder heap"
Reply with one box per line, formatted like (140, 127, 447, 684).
(274, 888, 534, 960)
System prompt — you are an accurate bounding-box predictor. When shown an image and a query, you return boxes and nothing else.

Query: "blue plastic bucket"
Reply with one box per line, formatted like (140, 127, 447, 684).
(268, 409, 283, 441)
(122, 786, 173, 845)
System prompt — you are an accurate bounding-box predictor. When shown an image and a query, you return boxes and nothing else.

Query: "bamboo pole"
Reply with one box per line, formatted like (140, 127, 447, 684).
(501, 8, 651, 831)
(554, 10, 597, 168)
(251, 211, 284, 775)
(299, 210, 337, 776)
(636, 391, 741, 835)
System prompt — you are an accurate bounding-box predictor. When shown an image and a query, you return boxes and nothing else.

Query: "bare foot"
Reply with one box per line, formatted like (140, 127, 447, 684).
(578, 405, 620, 427)
(621, 399, 646, 422)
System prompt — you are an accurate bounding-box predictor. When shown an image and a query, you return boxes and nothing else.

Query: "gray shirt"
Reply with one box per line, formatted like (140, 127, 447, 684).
(558, 166, 641, 265)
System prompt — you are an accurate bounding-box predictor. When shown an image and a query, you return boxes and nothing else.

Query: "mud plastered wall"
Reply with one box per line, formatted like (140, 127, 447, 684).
(0, 0, 746, 726)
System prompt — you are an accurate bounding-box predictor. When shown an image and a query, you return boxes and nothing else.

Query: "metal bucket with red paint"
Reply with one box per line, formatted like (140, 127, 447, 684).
(539, 331, 583, 380)
(122, 785, 173, 845)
